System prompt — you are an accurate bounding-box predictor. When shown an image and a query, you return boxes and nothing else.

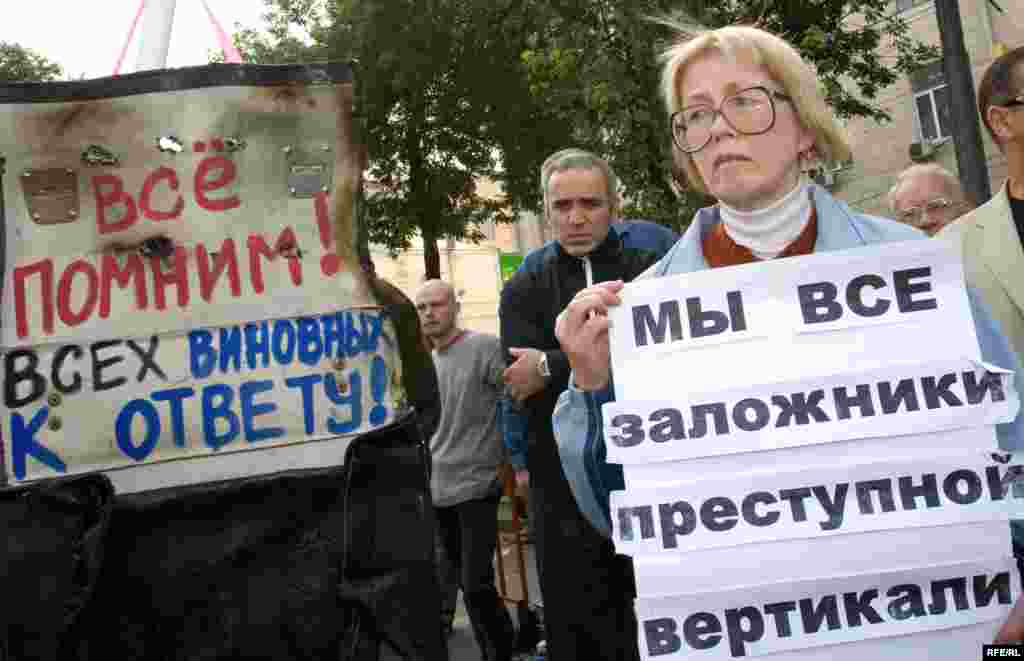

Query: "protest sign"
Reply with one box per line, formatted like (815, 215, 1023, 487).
(622, 426, 999, 489)
(2, 310, 401, 491)
(604, 358, 1016, 466)
(0, 64, 404, 492)
(610, 240, 978, 405)
(636, 558, 1018, 660)
(1, 73, 371, 348)
(612, 452, 1024, 555)
(602, 239, 1022, 659)
(631, 522, 1013, 599)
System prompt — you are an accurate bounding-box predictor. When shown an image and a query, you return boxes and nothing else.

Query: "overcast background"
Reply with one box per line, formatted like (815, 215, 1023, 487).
(3, 1, 269, 79)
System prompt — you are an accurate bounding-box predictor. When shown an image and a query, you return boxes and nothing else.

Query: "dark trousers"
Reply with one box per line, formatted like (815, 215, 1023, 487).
(436, 527, 459, 625)
(529, 450, 641, 661)
(435, 489, 515, 661)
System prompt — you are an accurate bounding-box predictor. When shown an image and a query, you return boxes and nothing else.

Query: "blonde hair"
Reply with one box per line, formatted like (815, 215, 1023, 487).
(660, 24, 852, 194)
(886, 163, 963, 212)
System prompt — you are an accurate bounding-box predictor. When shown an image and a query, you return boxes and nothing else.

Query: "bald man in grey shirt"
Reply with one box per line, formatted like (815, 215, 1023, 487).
(415, 280, 514, 661)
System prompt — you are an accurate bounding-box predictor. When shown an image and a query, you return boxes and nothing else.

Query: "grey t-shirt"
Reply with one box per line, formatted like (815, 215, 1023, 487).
(430, 330, 505, 507)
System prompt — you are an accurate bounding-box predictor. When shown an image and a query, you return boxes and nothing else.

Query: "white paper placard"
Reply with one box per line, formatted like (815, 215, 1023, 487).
(599, 240, 1020, 657)
(635, 558, 1019, 660)
(623, 427, 999, 489)
(612, 453, 1024, 555)
(610, 241, 978, 409)
(632, 521, 1012, 598)
(2, 308, 403, 487)
(604, 358, 1016, 466)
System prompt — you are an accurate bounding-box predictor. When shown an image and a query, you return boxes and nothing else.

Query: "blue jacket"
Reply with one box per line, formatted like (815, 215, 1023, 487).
(552, 185, 1024, 537)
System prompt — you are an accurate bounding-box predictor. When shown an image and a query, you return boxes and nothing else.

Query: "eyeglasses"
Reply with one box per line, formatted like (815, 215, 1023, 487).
(670, 86, 792, 154)
(896, 198, 960, 227)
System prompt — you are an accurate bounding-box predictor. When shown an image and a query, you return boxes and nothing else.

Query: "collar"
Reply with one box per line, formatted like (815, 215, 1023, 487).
(703, 207, 818, 267)
(718, 179, 812, 259)
(969, 181, 1011, 231)
(669, 184, 874, 272)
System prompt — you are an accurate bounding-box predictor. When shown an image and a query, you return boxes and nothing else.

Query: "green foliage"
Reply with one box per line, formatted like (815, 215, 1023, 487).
(511, 0, 938, 232)
(0, 42, 63, 82)
(212, 0, 328, 63)
(232, 0, 552, 276)
(688, 0, 938, 121)
(229, 0, 937, 259)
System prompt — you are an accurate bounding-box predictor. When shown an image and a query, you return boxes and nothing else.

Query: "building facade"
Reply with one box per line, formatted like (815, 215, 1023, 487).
(831, 0, 1023, 215)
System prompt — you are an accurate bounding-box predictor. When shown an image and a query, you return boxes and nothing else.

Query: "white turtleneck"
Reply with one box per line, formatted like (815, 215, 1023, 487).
(719, 179, 812, 260)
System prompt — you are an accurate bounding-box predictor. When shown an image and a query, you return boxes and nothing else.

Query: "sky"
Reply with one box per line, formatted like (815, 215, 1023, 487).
(3, 1, 270, 80)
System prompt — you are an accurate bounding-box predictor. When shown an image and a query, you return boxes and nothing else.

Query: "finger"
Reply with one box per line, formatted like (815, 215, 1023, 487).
(504, 370, 524, 388)
(556, 300, 597, 344)
(572, 287, 621, 309)
(562, 293, 613, 329)
(594, 279, 625, 292)
(579, 315, 612, 344)
(508, 348, 534, 365)
(578, 313, 612, 351)
(560, 308, 611, 351)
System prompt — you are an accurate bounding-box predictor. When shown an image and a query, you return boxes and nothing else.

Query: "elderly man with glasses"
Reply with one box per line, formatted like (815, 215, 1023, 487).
(887, 163, 968, 235)
(941, 45, 1024, 360)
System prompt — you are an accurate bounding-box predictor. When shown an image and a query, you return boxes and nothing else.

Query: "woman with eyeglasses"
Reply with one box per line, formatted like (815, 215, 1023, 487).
(550, 22, 1024, 649)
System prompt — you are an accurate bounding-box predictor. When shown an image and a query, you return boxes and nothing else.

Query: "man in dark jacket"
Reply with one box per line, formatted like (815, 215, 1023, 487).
(499, 148, 677, 660)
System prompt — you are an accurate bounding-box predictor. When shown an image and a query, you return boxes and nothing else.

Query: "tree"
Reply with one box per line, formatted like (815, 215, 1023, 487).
(0, 42, 63, 82)
(231, 0, 938, 258)
(511, 0, 938, 231)
(232, 0, 555, 278)
(215, 0, 328, 64)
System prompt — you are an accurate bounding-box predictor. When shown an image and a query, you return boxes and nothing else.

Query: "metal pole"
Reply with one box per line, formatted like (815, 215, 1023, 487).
(934, 0, 992, 205)
(132, 0, 178, 72)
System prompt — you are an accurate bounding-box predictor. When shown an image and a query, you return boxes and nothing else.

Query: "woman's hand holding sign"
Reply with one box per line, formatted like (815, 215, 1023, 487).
(555, 280, 624, 391)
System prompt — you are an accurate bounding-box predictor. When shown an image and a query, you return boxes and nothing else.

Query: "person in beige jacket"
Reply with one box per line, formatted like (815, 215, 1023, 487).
(941, 46, 1024, 645)
(940, 45, 1024, 358)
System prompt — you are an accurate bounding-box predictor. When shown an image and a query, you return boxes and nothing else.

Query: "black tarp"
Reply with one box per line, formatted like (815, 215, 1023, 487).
(0, 474, 113, 660)
(0, 413, 444, 660)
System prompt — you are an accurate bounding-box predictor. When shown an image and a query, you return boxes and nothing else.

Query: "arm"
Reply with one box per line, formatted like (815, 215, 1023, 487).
(552, 382, 621, 536)
(966, 285, 1024, 643)
(550, 280, 627, 536)
(499, 270, 570, 401)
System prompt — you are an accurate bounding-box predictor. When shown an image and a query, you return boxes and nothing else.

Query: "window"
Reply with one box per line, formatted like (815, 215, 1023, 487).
(914, 85, 952, 142)
(909, 61, 951, 143)
(893, 0, 930, 12)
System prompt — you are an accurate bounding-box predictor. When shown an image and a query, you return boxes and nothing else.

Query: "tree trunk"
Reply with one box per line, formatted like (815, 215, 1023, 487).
(422, 225, 442, 279)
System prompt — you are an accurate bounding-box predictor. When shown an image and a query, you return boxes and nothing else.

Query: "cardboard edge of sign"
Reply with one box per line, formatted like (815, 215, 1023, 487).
(0, 62, 355, 105)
